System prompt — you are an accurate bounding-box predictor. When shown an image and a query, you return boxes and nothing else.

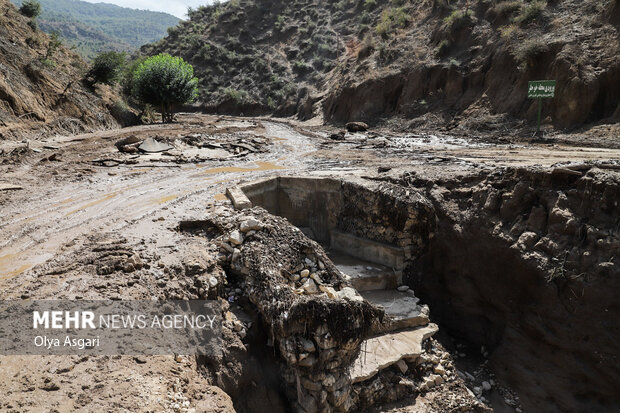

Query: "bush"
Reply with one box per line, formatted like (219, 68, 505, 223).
(435, 39, 451, 57)
(513, 37, 548, 66)
(85, 51, 126, 85)
(27, 18, 37, 31)
(132, 53, 198, 123)
(493, 1, 522, 18)
(19, 0, 41, 18)
(443, 9, 473, 30)
(514, 1, 546, 25)
(121, 56, 146, 96)
(376, 7, 410, 38)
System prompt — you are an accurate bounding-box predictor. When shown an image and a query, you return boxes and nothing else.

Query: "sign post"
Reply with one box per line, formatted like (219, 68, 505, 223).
(528, 80, 556, 135)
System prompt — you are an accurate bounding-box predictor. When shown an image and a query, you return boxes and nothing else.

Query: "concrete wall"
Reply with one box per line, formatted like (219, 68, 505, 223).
(237, 176, 434, 270)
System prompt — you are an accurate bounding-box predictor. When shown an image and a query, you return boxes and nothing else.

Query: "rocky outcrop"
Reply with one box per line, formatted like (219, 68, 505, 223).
(405, 165, 620, 413)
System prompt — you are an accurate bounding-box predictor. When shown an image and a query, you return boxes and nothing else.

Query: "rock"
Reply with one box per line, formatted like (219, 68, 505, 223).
(309, 272, 322, 285)
(300, 269, 310, 278)
(328, 131, 346, 140)
(434, 364, 446, 375)
(482, 381, 492, 391)
(395, 359, 408, 374)
(346, 122, 369, 132)
(322, 374, 336, 387)
(300, 338, 316, 353)
(232, 248, 241, 262)
(298, 354, 317, 367)
(397, 285, 410, 292)
(299, 393, 318, 413)
(319, 285, 337, 298)
(302, 278, 319, 294)
(288, 272, 301, 282)
(115, 135, 141, 149)
(336, 287, 363, 302)
(240, 218, 263, 232)
(219, 242, 234, 253)
(138, 137, 173, 153)
(516, 231, 538, 250)
(301, 378, 322, 392)
(119, 145, 139, 154)
(433, 375, 444, 385)
(208, 276, 218, 288)
(228, 230, 243, 246)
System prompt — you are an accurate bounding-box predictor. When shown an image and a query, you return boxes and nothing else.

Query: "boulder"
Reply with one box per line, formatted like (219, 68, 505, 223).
(345, 122, 368, 132)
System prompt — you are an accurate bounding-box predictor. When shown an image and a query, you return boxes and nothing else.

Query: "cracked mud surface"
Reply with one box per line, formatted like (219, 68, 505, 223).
(0, 114, 618, 412)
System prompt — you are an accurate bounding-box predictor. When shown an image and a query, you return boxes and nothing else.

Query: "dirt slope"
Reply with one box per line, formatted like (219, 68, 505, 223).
(145, 0, 620, 132)
(0, 0, 122, 140)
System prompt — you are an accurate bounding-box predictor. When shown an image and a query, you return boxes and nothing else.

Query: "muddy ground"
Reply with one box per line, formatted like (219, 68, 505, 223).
(0, 114, 618, 412)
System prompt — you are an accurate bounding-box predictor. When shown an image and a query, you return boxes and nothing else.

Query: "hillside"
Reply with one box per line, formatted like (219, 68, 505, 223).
(12, 0, 179, 59)
(0, 0, 126, 140)
(143, 0, 620, 133)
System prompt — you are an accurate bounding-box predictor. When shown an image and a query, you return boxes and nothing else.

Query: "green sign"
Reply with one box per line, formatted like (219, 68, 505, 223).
(528, 80, 556, 98)
(528, 80, 556, 135)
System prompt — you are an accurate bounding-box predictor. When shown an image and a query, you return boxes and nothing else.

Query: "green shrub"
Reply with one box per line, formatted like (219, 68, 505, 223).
(85, 51, 126, 85)
(121, 56, 146, 96)
(493, 1, 522, 17)
(435, 39, 450, 57)
(514, 1, 546, 24)
(364, 0, 377, 9)
(19, 0, 41, 18)
(27, 18, 37, 31)
(132, 53, 199, 123)
(376, 7, 410, 38)
(513, 37, 548, 65)
(43, 31, 61, 63)
(443, 9, 473, 30)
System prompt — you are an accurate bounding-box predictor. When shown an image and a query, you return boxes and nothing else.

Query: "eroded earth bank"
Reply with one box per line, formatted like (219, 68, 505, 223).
(0, 114, 618, 413)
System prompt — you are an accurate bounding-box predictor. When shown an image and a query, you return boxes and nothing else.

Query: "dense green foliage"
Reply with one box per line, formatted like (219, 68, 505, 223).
(132, 54, 198, 123)
(11, 0, 179, 60)
(19, 0, 40, 18)
(85, 51, 127, 85)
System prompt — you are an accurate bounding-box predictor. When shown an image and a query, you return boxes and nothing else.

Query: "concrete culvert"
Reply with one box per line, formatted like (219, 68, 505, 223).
(219, 170, 619, 413)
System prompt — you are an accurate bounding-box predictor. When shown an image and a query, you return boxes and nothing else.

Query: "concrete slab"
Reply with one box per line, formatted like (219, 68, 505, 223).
(138, 137, 173, 153)
(0, 183, 23, 191)
(330, 230, 405, 270)
(226, 187, 252, 210)
(329, 250, 399, 291)
(361, 289, 430, 333)
(350, 324, 438, 383)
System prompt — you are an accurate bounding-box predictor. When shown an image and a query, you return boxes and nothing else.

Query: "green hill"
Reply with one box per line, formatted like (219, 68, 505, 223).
(12, 0, 179, 59)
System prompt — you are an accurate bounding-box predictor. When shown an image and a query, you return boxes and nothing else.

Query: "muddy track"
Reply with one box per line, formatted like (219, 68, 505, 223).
(0, 114, 618, 413)
(0, 118, 318, 278)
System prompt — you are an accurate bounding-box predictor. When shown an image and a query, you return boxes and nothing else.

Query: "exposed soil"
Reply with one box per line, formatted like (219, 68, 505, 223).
(0, 113, 618, 412)
(0, 0, 126, 141)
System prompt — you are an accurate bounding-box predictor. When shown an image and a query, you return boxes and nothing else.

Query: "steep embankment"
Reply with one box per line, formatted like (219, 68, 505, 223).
(0, 0, 123, 140)
(145, 0, 620, 131)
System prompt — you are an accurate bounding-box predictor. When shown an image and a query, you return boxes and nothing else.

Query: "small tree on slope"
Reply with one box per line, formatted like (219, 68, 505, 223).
(132, 53, 198, 123)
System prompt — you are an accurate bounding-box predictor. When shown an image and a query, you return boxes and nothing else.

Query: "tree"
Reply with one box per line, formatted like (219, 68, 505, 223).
(19, 0, 41, 18)
(131, 53, 198, 123)
(85, 51, 126, 85)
